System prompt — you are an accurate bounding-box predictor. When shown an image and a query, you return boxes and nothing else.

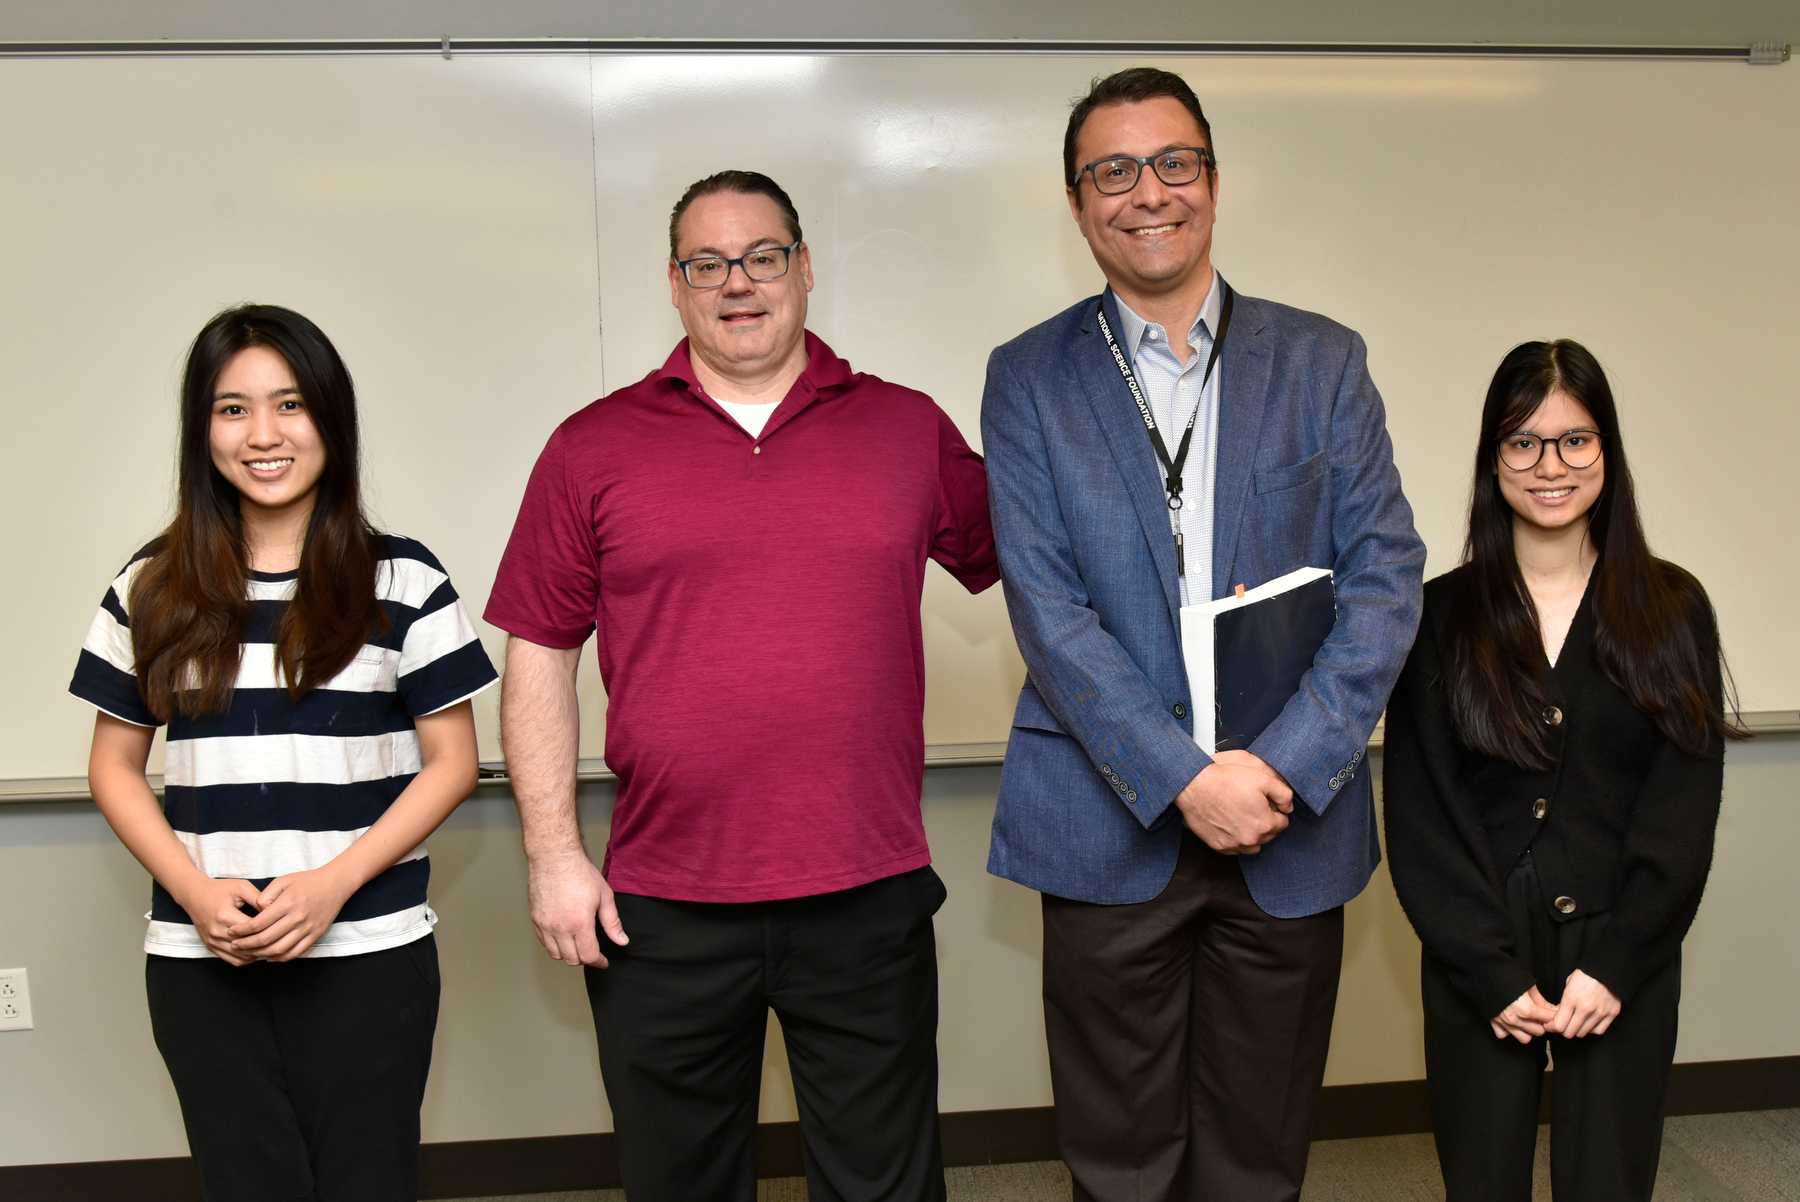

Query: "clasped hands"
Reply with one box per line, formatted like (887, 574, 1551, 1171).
(1491, 970, 1622, 1043)
(1175, 749, 1294, 855)
(175, 867, 359, 965)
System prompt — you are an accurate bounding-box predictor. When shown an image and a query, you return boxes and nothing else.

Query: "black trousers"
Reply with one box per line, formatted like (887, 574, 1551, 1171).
(1040, 833, 1346, 1202)
(145, 936, 441, 1202)
(586, 866, 948, 1202)
(1423, 852, 1681, 1202)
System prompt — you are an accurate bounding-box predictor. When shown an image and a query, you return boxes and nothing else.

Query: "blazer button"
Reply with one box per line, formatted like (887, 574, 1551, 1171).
(1555, 896, 1577, 914)
(1532, 798, 1547, 820)
(1543, 705, 1563, 726)
(1173, 703, 1187, 718)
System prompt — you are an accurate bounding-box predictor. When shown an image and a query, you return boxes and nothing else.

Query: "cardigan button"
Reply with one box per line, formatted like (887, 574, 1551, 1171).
(1555, 896, 1577, 914)
(1542, 705, 1563, 726)
(1532, 798, 1547, 820)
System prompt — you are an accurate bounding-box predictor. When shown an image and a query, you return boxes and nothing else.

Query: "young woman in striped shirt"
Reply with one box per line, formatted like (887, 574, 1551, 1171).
(71, 304, 497, 1202)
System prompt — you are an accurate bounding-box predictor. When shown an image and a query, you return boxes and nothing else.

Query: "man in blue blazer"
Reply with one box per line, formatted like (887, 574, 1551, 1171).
(983, 68, 1425, 1202)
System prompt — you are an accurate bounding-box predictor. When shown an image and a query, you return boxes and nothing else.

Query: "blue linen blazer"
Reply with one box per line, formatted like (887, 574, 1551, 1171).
(982, 284, 1425, 917)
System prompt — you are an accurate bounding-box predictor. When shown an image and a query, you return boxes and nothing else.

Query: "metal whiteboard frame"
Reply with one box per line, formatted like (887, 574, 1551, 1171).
(3, 711, 1794, 805)
(0, 38, 1787, 62)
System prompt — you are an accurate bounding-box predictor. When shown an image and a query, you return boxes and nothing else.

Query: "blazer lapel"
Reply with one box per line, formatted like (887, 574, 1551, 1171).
(1211, 293, 1272, 601)
(1076, 291, 1182, 618)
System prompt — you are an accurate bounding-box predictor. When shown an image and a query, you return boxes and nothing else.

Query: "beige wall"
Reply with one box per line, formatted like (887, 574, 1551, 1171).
(2, 738, 1795, 1166)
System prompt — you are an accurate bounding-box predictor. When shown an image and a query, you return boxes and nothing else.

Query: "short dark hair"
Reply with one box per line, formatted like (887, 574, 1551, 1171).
(668, 170, 803, 259)
(1063, 67, 1215, 192)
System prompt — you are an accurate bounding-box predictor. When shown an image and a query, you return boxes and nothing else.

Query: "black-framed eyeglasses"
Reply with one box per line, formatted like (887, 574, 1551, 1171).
(1496, 429, 1604, 471)
(1078, 147, 1215, 195)
(674, 242, 800, 289)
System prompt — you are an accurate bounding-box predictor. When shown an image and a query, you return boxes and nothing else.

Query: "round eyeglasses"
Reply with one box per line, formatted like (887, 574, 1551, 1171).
(675, 242, 799, 289)
(1496, 429, 1604, 471)
(1078, 147, 1215, 196)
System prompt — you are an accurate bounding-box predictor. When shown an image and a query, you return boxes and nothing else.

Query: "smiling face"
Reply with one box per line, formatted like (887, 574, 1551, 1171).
(668, 190, 814, 383)
(1494, 389, 1605, 536)
(208, 344, 326, 523)
(1067, 96, 1218, 307)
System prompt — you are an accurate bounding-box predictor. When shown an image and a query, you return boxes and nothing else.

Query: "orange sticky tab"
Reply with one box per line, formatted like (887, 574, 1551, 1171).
(1235, 584, 1246, 598)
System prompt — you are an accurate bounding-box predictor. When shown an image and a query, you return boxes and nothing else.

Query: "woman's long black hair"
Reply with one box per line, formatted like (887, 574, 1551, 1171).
(1443, 339, 1741, 768)
(129, 304, 386, 720)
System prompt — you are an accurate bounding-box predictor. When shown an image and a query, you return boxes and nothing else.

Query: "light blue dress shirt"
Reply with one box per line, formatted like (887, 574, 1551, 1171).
(1113, 269, 1225, 607)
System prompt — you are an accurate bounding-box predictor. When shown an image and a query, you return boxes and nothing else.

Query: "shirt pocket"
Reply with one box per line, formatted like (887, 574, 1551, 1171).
(325, 645, 396, 694)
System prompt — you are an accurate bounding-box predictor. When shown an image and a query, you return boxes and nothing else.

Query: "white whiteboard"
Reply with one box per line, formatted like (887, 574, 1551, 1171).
(2, 52, 1796, 781)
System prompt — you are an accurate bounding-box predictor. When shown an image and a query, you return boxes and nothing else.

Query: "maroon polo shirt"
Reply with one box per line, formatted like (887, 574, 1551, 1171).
(486, 333, 997, 902)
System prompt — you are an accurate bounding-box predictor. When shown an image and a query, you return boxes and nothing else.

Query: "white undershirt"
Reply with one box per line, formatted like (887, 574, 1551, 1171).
(716, 398, 783, 439)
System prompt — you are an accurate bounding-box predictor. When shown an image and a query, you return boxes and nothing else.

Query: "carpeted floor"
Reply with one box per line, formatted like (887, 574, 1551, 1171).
(454, 1107, 1800, 1201)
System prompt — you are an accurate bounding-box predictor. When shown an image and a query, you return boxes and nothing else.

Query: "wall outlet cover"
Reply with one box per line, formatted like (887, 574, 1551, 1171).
(0, 967, 34, 1030)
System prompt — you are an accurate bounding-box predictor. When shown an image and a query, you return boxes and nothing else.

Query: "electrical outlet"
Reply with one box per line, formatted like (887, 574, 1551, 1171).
(0, 968, 34, 1030)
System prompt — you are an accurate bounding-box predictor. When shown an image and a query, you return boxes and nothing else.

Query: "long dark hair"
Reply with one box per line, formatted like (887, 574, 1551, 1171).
(129, 304, 385, 720)
(1443, 339, 1739, 767)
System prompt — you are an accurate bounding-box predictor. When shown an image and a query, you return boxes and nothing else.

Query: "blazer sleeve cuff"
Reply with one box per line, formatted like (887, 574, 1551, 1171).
(1122, 734, 1209, 830)
(1258, 727, 1372, 817)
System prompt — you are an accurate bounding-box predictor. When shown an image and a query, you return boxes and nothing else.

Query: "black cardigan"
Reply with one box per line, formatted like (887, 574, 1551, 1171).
(1382, 565, 1725, 1020)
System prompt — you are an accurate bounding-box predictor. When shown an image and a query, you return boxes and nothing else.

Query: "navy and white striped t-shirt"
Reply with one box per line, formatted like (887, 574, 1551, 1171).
(69, 535, 498, 959)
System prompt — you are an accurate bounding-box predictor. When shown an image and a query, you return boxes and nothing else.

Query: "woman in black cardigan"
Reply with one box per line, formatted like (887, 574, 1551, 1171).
(1384, 340, 1736, 1202)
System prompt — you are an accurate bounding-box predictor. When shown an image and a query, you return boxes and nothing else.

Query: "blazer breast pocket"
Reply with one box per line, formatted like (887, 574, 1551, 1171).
(1248, 451, 1331, 565)
(1253, 450, 1329, 496)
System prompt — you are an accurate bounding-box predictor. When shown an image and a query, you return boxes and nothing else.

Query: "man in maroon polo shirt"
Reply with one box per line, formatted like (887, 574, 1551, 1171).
(485, 170, 997, 1202)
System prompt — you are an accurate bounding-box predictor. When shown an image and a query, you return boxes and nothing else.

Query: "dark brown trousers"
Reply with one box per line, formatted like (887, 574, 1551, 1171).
(1041, 833, 1345, 1202)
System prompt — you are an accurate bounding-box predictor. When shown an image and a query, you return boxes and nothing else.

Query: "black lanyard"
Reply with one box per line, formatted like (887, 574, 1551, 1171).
(1095, 283, 1234, 576)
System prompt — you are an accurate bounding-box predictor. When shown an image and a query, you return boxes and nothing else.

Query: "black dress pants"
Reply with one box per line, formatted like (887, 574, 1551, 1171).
(1040, 833, 1346, 1202)
(586, 866, 948, 1202)
(1423, 852, 1681, 1202)
(145, 936, 441, 1202)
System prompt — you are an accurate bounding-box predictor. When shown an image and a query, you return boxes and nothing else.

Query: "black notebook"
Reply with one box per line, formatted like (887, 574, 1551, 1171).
(1179, 567, 1336, 754)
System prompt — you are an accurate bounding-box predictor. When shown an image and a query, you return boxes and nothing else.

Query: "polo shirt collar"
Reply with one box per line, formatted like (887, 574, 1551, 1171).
(656, 330, 856, 402)
(658, 333, 856, 443)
